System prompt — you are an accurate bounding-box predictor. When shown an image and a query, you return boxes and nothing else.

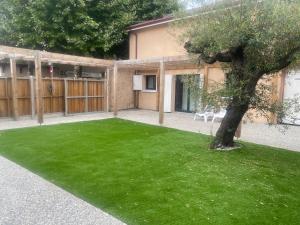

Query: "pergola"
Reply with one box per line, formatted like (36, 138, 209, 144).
(114, 55, 198, 124)
(0, 45, 113, 124)
(0, 45, 199, 125)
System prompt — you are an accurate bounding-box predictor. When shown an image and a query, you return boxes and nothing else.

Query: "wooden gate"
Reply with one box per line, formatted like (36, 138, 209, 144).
(0, 77, 11, 117)
(43, 78, 65, 114)
(65, 79, 105, 114)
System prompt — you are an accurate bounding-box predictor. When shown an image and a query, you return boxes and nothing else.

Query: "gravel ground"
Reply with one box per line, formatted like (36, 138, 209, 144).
(118, 109, 300, 152)
(0, 156, 126, 225)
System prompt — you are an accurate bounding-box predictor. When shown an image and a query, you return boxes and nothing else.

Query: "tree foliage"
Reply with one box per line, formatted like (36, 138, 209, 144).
(182, 0, 300, 148)
(0, 0, 179, 58)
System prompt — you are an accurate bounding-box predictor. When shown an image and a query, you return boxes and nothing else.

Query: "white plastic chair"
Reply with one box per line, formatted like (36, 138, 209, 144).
(194, 105, 214, 123)
(212, 108, 227, 123)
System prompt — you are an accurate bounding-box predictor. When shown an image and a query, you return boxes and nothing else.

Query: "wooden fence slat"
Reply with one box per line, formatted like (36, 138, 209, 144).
(6, 77, 10, 117)
(0, 75, 106, 118)
(85, 79, 88, 112)
(64, 79, 68, 116)
(30, 76, 35, 118)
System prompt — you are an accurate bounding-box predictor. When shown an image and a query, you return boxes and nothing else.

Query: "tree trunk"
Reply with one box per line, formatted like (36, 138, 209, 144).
(211, 104, 248, 149)
(209, 53, 262, 149)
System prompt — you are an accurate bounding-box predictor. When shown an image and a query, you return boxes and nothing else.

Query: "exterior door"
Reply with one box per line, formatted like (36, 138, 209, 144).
(164, 74, 172, 112)
(282, 71, 300, 125)
(175, 75, 202, 113)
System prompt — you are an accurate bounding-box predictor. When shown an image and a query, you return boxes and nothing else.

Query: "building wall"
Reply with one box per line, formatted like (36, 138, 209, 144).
(129, 24, 186, 59)
(128, 23, 288, 124)
(109, 69, 135, 111)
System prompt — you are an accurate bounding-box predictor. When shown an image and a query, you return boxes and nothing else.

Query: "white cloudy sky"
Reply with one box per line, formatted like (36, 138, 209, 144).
(181, 0, 209, 9)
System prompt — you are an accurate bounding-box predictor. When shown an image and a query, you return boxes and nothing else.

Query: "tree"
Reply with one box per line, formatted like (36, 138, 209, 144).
(0, 0, 179, 58)
(183, 0, 300, 149)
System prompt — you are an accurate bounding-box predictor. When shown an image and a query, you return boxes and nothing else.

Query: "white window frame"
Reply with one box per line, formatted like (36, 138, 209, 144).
(143, 75, 157, 92)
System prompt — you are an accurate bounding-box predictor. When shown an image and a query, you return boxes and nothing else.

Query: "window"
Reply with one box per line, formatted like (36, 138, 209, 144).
(145, 75, 156, 91)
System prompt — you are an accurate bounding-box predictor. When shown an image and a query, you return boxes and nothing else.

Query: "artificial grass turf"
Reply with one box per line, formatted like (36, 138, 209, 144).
(0, 119, 300, 225)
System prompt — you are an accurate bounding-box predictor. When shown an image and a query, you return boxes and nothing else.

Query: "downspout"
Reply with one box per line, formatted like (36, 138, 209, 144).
(134, 32, 138, 59)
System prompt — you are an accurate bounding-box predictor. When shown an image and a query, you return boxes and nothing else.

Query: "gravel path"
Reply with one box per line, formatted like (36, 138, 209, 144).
(0, 156, 125, 225)
(0, 112, 113, 131)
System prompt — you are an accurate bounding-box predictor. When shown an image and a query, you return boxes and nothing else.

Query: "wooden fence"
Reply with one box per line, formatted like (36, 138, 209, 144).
(0, 76, 106, 118)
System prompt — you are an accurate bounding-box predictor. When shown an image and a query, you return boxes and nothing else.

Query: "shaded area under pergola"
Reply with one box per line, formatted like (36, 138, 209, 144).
(113, 55, 198, 124)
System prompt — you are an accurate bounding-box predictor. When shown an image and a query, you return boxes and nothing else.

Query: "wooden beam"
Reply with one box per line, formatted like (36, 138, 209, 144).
(117, 55, 191, 66)
(40, 51, 113, 67)
(278, 70, 287, 103)
(41, 59, 111, 68)
(156, 68, 160, 111)
(270, 74, 281, 124)
(113, 63, 118, 116)
(34, 51, 44, 124)
(10, 57, 18, 120)
(203, 65, 209, 91)
(159, 60, 165, 125)
(0, 45, 113, 67)
(105, 68, 110, 112)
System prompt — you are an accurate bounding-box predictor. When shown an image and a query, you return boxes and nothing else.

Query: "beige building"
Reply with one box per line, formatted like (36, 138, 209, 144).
(125, 15, 300, 125)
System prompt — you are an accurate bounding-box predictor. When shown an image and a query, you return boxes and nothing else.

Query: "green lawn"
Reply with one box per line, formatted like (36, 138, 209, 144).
(0, 119, 300, 225)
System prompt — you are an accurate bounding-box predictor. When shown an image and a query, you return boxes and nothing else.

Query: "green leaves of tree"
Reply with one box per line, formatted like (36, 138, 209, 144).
(0, 0, 178, 58)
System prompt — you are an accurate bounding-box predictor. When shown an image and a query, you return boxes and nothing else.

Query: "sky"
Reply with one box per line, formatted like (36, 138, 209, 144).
(182, 0, 210, 9)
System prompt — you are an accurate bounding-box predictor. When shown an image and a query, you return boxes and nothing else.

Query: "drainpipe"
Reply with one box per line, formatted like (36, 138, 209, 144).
(134, 32, 138, 59)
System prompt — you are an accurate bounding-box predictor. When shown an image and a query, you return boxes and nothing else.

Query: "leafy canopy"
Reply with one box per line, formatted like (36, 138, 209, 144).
(182, 0, 300, 123)
(0, 0, 179, 58)
(184, 0, 300, 74)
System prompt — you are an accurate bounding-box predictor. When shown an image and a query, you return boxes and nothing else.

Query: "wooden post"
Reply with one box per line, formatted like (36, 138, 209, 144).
(105, 68, 110, 112)
(270, 74, 280, 124)
(10, 57, 18, 120)
(84, 79, 88, 113)
(64, 78, 68, 116)
(50, 63, 54, 113)
(113, 63, 118, 116)
(199, 65, 209, 109)
(159, 60, 165, 125)
(35, 51, 43, 124)
(277, 70, 287, 124)
(203, 65, 209, 91)
(29, 76, 35, 119)
(156, 68, 160, 111)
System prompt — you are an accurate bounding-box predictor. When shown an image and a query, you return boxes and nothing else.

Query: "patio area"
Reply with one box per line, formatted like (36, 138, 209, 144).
(117, 110, 300, 152)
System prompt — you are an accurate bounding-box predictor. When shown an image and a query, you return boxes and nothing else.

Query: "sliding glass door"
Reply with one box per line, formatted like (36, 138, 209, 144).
(175, 75, 202, 113)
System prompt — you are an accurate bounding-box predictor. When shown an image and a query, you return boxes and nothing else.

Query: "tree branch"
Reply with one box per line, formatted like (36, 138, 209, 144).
(263, 46, 300, 75)
(184, 41, 233, 64)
